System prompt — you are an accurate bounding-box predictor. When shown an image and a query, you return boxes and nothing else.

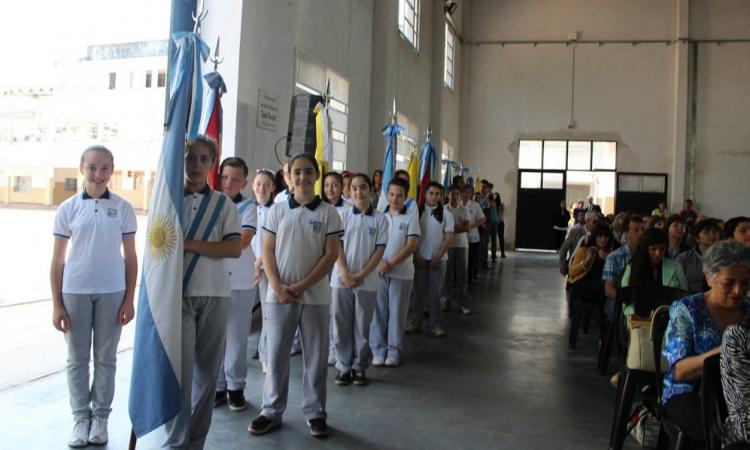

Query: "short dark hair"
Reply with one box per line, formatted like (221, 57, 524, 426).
(725, 217, 750, 239)
(694, 218, 721, 237)
(394, 169, 410, 181)
(448, 184, 461, 193)
(426, 181, 443, 191)
(588, 224, 614, 248)
(219, 157, 248, 177)
(323, 171, 343, 186)
(351, 173, 373, 189)
(186, 135, 217, 161)
(625, 214, 643, 229)
(288, 153, 320, 176)
(388, 177, 409, 194)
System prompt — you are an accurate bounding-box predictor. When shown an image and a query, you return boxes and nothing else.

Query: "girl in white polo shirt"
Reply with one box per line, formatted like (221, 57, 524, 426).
(330, 173, 388, 386)
(408, 181, 454, 337)
(251, 169, 276, 374)
(322, 170, 351, 366)
(444, 185, 471, 315)
(249, 154, 343, 438)
(51, 145, 138, 448)
(370, 177, 420, 368)
(215, 157, 257, 411)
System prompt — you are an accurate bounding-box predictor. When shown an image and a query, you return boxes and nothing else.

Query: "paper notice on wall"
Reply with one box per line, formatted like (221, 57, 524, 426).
(257, 89, 280, 132)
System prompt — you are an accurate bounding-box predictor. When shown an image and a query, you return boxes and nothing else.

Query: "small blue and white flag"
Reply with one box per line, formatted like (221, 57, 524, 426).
(129, 31, 208, 437)
(377, 123, 404, 211)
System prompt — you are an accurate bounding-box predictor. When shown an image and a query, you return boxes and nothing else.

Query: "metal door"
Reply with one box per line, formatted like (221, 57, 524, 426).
(515, 170, 567, 250)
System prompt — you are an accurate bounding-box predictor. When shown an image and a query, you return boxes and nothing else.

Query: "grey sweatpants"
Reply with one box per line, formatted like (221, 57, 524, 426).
(411, 261, 446, 329)
(164, 297, 228, 450)
(62, 291, 124, 421)
(258, 278, 268, 363)
(260, 303, 329, 421)
(444, 247, 468, 310)
(217, 288, 254, 391)
(331, 288, 377, 372)
(370, 277, 411, 360)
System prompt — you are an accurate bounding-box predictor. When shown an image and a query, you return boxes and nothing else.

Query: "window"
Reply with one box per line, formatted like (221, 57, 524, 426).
(398, 0, 420, 50)
(157, 70, 166, 88)
(542, 141, 566, 170)
(13, 176, 31, 192)
(395, 113, 418, 171)
(444, 24, 455, 90)
(108, 72, 116, 90)
(518, 139, 617, 171)
(518, 140, 542, 169)
(64, 178, 77, 192)
(294, 49, 350, 168)
(145, 70, 152, 88)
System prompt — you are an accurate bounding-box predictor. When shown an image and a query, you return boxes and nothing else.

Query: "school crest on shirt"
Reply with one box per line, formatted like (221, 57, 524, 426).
(107, 208, 118, 218)
(309, 219, 323, 233)
(399, 222, 408, 232)
(368, 226, 377, 236)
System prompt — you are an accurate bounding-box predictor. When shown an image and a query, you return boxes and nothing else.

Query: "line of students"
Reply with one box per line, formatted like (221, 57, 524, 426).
(50, 140, 483, 448)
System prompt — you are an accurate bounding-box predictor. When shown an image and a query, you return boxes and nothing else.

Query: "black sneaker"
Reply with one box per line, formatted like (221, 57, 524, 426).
(227, 389, 247, 411)
(308, 418, 328, 438)
(334, 370, 352, 385)
(352, 370, 368, 386)
(214, 390, 227, 408)
(252, 350, 259, 360)
(248, 415, 280, 435)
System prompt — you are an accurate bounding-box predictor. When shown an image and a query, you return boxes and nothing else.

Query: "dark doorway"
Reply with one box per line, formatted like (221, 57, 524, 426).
(615, 173, 668, 215)
(515, 170, 566, 250)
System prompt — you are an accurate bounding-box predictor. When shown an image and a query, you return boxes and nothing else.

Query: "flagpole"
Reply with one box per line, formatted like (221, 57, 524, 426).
(390, 98, 398, 176)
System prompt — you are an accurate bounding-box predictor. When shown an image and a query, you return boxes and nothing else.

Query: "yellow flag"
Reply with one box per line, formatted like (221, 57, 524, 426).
(407, 151, 419, 200)
(313, 104, 326, 195)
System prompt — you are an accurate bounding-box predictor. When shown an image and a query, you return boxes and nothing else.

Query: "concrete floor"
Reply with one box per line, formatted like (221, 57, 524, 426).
(0, 253, 639, 450)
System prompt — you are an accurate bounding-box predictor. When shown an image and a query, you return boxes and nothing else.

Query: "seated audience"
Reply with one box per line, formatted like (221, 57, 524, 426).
(677, 218, 722, 293)
(621, 228, 688, 315)
(680, 198, 699, 222)
(665, 215, 690, 260)
(725, 217, 750, 248)
(662, 240, 750, 443)
(652, 199, 671, 217)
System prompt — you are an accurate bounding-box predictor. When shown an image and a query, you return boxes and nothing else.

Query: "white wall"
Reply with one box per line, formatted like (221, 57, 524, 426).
(461, 0, 750, 247)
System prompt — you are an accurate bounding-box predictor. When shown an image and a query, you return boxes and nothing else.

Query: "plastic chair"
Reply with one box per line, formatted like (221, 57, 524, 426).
(701, 354, 727, 450)
(651, 305, 692, 450)
(608, 286, 688, 450)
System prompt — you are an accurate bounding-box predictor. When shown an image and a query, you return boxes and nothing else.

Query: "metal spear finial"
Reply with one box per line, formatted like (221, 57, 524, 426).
(193, 0, 209, 34)
(210, 37, 223, 70)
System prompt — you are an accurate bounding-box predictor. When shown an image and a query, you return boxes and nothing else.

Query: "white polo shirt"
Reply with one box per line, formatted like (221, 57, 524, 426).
(446, 203, 469, 248)
(418, 204, 455, 261)
(263, 195, 343, 305)
(332, 197, 352, 218)
(465, 200, 485, 244)
(251, 199, 274, 261)
(225, 194, 257, 291)
(274, 188, 290, 204)
(53, 189, 137, 294)
(382, 205, 421, 280)
(183, 185, 241, 298)
(331, 205, 389, 292)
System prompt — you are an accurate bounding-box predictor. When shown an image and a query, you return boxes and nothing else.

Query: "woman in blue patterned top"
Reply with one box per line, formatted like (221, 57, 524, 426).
(662, 240, 750, 442)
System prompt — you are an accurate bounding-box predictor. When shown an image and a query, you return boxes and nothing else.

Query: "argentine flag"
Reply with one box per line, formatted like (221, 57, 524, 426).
(129, 31, 208, 437)
(377, 123, 404, 211)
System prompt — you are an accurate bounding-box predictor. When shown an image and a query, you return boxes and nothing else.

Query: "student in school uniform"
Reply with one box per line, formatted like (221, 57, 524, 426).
(443, 185, 471, 315)
(274, 162, 303, 355)
(394, 169, 418, 216)
(251, 169, 276, 374)
(51, 146, 137, 448)
(330, 173, 388, 386)
(341, 171, 354, 205)
(322, 171, 351, 366)
(462, 186, 486, 281)
(370, 177, 420, 368)
(407, 182, 455, 337)
(164, 136, 242, 450)
(249, 154, 343, 438)
(214, 157, 257, 411)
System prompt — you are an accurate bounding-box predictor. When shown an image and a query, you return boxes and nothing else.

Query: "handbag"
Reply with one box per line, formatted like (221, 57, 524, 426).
(625, 305, 670, 372)
(627, 403, 660, 448)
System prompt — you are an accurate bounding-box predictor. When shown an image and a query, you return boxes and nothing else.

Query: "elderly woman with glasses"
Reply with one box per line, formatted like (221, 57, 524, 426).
(661, 240, 750, 443)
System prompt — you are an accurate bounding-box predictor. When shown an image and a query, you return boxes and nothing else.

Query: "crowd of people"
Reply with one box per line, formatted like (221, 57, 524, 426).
(558, 197, 750, 448)
(50, 139, 508, 449)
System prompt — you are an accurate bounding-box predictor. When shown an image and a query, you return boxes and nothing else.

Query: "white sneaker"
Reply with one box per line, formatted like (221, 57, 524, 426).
(432, 325, 447, 337)
(88, 416, 108, 445)
(384, 356, 400, 367)
(68, 419, 90, 448)
(460, 306, 471, 315)
(372, 356, 385, 367)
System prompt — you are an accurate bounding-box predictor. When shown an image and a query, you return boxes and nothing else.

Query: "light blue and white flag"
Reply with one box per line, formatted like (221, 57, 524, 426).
(129, 31, 209, 438)
(443, 159, 454, 188)
(377, 123, 404, 211)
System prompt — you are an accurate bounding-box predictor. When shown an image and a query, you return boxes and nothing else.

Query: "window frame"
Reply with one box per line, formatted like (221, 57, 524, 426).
(444, 23, 455, 90)
(398, 0, 420, 51)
